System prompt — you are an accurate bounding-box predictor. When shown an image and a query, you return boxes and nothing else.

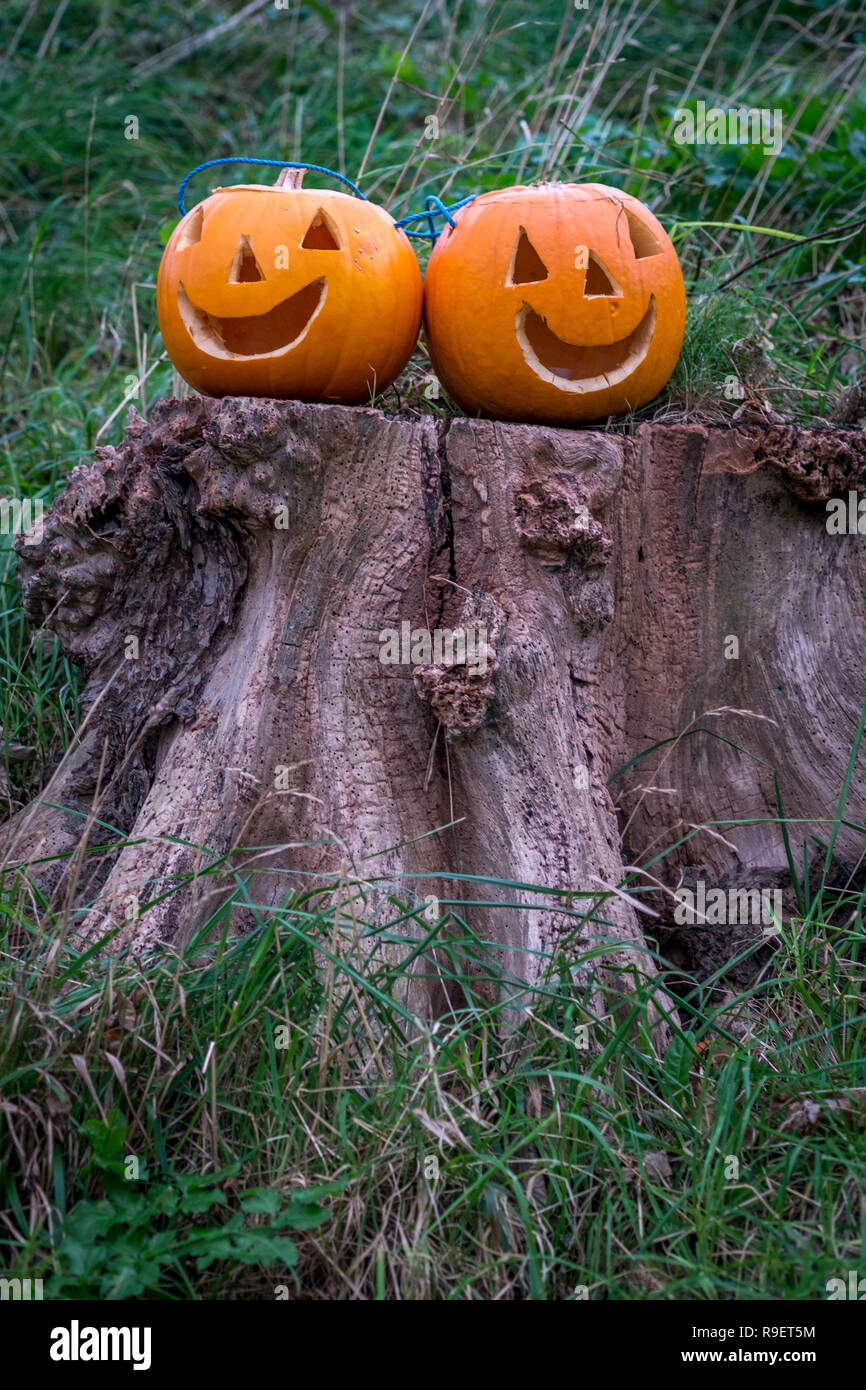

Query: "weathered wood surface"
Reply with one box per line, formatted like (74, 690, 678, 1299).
(6, 397, 865, 1010)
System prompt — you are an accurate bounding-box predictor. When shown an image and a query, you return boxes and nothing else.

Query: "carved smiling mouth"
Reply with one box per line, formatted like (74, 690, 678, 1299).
(177, 278, 327, 358)
(516, 295, 656, 392)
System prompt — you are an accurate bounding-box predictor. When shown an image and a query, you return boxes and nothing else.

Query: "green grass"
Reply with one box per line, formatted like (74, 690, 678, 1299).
(0, 822, 864, 1300)
(0, 0, 865, 1300)
(1, 706, 865, 1299)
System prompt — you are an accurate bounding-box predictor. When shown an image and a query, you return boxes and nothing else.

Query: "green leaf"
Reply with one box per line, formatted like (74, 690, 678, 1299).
(240, 1187, 282, 1216)
(179, 1190, 226, 1214)
(272, 1203, 331, 1230)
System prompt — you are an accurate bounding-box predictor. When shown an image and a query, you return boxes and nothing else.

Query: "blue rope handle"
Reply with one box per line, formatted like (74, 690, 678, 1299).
(177, 158, 367, 215)
(176, 157, 476, 244)
(394, 194, 476, 241)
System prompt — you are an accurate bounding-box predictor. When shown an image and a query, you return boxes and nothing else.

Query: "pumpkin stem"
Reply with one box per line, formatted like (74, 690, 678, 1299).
(275, 167, 305, 190)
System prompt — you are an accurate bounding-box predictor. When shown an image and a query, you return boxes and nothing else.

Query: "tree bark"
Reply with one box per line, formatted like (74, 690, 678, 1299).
(6, 398, 865, 1016)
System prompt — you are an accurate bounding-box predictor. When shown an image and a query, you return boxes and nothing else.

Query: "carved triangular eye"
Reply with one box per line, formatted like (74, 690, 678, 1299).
(507, 228, 548, 285)
(584, 252, 622, 297)
(177, 205, 204, 249)
(229, 236, 265, 283)
(301, 208, 342, 250)
(625, 208, 662, 259)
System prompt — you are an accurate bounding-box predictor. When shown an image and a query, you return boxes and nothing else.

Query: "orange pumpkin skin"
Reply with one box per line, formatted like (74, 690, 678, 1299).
(157, 184, 422, 402)
(423, 182, 686, 425)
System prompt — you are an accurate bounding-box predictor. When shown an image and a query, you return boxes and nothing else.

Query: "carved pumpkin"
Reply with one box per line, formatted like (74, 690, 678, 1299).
(157, 171, 422, 402)
(423, 182, 686, 424)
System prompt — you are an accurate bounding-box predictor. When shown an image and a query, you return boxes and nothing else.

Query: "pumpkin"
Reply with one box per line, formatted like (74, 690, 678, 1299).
(423, 181, 686, 425)
(157, 169, 422, 402)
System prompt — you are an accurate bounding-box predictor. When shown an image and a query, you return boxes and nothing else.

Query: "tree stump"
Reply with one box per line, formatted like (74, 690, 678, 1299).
(6, 397, 866, 1018)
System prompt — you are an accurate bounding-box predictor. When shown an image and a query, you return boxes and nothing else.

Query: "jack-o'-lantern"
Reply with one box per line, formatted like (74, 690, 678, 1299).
(423, 182, 686, 424)
(157, 169, 422, 402)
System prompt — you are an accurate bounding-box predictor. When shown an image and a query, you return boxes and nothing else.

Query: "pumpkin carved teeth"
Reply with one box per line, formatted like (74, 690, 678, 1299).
(177, 278, 327, 359)
(515, 295, 657, 392)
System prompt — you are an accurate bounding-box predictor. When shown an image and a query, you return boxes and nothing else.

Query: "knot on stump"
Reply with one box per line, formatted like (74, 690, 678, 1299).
(515, 475, 612, 567)
(15, 399, 246, 711)
(704, 423, 866, 503)
(413, 590, 503, 735)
